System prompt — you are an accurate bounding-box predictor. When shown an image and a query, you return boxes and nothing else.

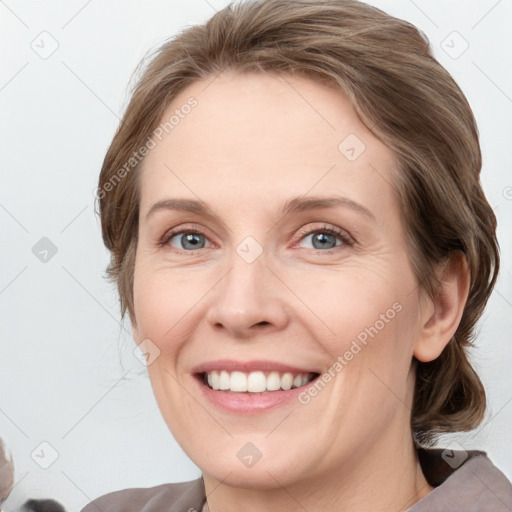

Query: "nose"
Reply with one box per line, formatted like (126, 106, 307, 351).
(205, 250, 290, 339)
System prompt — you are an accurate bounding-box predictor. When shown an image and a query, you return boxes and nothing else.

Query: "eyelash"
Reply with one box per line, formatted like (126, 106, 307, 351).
(158, 223, 354, 254)
(293, 224, 353, 252)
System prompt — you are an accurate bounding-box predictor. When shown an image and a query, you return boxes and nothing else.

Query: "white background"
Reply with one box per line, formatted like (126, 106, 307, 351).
(1, 0, 511, 510)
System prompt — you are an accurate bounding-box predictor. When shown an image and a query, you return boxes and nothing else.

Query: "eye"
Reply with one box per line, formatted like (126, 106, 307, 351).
(295, 224, 353, 251)
(159, 223, 353, 253)
(160, 229, 213, 251)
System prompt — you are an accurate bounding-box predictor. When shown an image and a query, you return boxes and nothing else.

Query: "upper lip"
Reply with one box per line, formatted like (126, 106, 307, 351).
(192, 359, 319, 375)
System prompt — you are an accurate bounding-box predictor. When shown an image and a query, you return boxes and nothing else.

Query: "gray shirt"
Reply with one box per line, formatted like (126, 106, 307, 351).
(81, 448, 512, 511)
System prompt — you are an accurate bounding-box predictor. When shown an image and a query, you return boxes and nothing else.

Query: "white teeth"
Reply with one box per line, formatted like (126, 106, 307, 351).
(266, 371, 281, 391)
(247, 371, 267, 392)
(204, 370, 315, 393)
(209, 371, 219, 390)
(281, 373, 293, 390)
(219, 370, 230, 390)
(230, 371, 247, 392)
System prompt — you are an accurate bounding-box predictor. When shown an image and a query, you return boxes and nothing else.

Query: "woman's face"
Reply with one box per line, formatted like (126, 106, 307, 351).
(132, 71, 428, 487)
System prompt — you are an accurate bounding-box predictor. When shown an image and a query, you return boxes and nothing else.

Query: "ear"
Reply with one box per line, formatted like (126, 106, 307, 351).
(413, 251, 470, 362)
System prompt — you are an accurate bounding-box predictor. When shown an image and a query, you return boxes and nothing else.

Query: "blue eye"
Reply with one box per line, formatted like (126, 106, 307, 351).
(296, 224, 352, 251)
(160, 224, 352, 254)
(165, 231, 212, 251)
(301, 231, 340, 250)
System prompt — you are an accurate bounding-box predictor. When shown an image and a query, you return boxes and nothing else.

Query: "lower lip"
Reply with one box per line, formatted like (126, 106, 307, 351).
(194, 375, 314, 414)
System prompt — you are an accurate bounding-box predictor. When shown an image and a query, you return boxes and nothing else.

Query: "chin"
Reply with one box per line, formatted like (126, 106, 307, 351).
(201, 458, 303, 490)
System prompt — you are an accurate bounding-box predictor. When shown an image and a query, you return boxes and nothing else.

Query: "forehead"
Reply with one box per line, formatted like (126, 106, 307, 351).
(139, 71, 398, 216)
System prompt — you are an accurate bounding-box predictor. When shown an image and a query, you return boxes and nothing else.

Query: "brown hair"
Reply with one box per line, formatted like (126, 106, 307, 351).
(96, 0, 499, 444)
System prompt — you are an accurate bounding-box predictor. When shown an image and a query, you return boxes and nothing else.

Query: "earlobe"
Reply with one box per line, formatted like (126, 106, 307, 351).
(413, 252, 470, 362)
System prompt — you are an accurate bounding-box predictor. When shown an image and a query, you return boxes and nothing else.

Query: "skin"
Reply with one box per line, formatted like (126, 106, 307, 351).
(131, 70, 470, 512)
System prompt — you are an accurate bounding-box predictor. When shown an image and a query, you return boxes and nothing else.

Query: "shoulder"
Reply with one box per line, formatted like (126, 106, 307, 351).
(412, 448, 512, 511)
(80, 477, 206, 512)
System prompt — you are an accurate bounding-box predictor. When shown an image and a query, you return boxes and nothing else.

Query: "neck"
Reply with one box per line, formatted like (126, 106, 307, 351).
(202, 425, 433, 512)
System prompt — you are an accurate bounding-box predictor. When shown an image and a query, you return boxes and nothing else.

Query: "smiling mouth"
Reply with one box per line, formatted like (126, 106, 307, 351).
(198, 370, 320, 393)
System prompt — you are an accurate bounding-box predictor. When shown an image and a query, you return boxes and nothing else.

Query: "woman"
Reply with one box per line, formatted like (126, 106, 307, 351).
(82, 0, 511, 510)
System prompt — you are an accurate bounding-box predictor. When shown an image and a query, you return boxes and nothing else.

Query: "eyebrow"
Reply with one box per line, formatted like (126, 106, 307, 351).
(145, 195, 376, 222)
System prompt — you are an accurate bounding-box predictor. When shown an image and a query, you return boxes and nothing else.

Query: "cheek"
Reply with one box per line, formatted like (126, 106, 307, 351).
(132, 261, 207, 341)
(288, 260, 414, 342)
(288, 264, 420, 398)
